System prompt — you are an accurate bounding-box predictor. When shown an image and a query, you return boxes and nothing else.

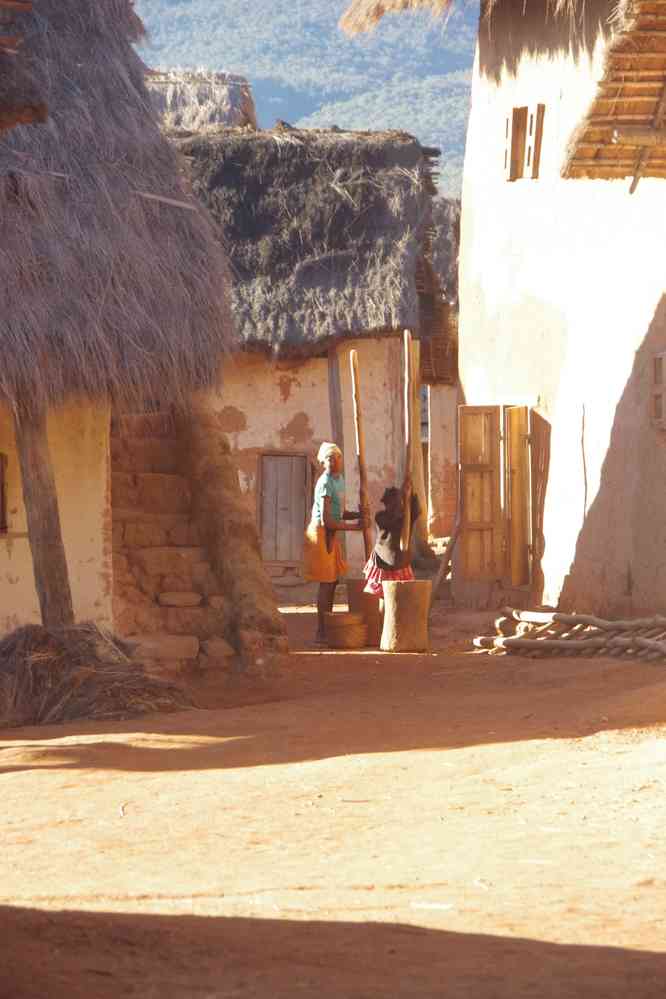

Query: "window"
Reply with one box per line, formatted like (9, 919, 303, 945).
(652, 352, 666, 427)
(505, 104, 545, 181)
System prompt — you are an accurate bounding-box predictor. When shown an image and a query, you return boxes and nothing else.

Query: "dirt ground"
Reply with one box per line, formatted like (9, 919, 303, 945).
(3, 598, 666, 998)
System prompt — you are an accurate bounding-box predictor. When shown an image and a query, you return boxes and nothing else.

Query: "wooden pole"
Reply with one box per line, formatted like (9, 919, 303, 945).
(327, 346, 345, 457)
(349, 349, 373, 560)
(14, 408, 75, 628)
(400, 330, 413, 553)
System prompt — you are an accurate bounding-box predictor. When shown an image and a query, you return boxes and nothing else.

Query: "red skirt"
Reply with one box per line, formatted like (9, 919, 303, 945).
(362, 554, 415, 596)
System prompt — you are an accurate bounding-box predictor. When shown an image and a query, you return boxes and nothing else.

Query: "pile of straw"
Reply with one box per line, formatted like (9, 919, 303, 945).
(0, 623, 191, 730)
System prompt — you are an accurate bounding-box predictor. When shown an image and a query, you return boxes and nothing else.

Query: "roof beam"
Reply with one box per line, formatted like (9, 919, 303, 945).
(612, 124, 666, 144)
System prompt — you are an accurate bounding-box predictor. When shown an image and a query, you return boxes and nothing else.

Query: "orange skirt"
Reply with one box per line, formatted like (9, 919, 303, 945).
(302, 523, 347, 583)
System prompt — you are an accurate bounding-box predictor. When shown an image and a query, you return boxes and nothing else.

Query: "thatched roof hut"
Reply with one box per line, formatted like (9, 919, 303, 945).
(0, 0, 232, 417)
(176, 126, 439, 359)
(146, 69, 257, 132)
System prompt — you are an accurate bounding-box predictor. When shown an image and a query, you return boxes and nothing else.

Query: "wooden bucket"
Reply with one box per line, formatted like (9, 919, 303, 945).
(325, 611, 367, 649)
(345, 577, 383, 647)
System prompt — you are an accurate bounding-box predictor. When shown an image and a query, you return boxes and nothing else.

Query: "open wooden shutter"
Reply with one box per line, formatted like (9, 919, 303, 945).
(458, 406, 504, 580)
(504, 406, 531, 587)
(524, 104, 545, 180)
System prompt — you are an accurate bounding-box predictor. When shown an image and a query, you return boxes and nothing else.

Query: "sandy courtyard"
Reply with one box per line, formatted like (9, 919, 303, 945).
(2, 604, 666, 997)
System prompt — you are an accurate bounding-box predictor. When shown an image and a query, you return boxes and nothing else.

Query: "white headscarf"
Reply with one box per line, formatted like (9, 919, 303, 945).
(317, 441, 343, 464)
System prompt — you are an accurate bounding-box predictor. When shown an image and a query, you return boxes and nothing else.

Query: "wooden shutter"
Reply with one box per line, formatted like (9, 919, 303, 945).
(260, 454, 307, 563)
(530, 410, 551, 599)
(524, 104, 545, 180)
(505, 107, 528, 182)
(504, 406, 531, 587)
(458, 406, 504, 580)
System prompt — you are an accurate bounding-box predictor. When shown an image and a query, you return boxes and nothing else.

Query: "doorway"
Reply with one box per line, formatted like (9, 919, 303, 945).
(259, 453, 309, 565)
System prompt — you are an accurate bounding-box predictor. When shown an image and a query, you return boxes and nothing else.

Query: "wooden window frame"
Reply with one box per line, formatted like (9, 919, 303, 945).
(256, 450, 312, 567)
(505, 104, 545, 182)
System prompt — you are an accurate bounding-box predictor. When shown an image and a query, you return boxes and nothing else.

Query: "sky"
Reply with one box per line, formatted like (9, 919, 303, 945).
(135, 1, 479, 195)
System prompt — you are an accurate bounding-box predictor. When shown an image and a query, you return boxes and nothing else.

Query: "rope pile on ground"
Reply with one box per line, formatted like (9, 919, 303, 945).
(0, 623, 192, 729)
(474, 608, 666, 661)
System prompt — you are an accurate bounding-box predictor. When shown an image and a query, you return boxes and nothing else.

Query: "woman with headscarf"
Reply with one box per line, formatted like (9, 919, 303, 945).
(303, 442, 366, 645)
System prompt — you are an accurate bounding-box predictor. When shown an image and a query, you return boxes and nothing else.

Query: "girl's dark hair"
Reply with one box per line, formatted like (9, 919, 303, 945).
(381, 486, 400, 505)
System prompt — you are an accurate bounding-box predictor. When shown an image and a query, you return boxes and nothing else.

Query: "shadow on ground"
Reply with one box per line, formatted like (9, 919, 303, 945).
(2, 602, 666, 776)
(4, 904, 666, 999)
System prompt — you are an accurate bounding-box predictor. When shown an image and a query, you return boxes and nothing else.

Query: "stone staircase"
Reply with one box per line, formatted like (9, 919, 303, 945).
(111, 410, 234, 675)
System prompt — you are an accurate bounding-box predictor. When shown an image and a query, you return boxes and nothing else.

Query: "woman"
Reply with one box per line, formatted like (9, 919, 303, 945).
(362, 479, 421, 601)
(303, 442, 365, 645)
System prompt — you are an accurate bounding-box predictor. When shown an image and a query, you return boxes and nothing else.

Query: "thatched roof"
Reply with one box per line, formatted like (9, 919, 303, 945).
(176, 126, 438, 359)
(146, 70, 257, 132)
(0, 0, 232, 416)
(564, 0, 666, 187)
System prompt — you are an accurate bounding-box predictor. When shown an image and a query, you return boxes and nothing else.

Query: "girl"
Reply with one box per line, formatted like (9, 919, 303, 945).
(363, 479, 421, 599)
(303, 442, 366, 645)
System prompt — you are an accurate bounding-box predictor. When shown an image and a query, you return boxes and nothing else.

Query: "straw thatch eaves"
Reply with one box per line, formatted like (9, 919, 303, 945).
(564, 0, 666, 188)
(340, 0, 451, 35)
(177, 126, 439, 359)
(340, 0, 579, 33)
(0, 0, 232, 417)
(0, 0, 47, 132)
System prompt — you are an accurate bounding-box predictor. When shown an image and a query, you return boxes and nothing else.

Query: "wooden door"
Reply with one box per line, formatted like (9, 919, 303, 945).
(458, 406, 504, 580)
(260, 454, 307, 563)
(504, 406, 531, 587)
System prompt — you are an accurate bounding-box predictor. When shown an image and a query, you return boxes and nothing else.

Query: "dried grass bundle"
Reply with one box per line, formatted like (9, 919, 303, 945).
(0, 0, 232, 416)
(0, 623, 191, 729)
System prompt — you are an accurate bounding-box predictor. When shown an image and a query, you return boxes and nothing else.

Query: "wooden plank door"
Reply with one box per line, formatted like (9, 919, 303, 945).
(504, 406, 531, 587)
(260, 454, 307, 563)
(458, 406, 503, 580)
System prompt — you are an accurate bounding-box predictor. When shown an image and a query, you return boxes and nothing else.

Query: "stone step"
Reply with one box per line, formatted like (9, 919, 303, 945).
(111, 436, 181, 475)
(130, 633, 200, 661)
(160, 605, 224, 639)
(115, 596, 225, 640)
(112, 472, 191, 515)
(114, 412, 176, 439)
(113, 515, 201, 549)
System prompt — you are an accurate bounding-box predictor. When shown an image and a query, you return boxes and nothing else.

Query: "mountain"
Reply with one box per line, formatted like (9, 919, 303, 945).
(135, 0, 478, 195)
